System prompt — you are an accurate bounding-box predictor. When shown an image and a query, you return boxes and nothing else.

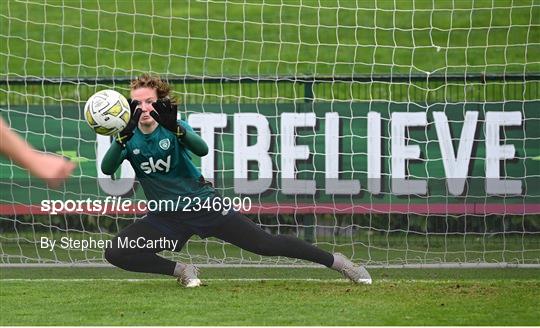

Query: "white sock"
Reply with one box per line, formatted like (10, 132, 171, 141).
(173, 262, 186, 277)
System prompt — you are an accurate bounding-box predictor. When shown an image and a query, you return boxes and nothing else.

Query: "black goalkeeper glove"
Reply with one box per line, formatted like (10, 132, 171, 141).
(150, 98, 186, 138)
(115, 99, 142, 147)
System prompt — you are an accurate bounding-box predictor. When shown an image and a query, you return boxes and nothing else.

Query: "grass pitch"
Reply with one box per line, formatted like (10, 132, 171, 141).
(1, 267, 539, 326)
(2, 0, 539, 78)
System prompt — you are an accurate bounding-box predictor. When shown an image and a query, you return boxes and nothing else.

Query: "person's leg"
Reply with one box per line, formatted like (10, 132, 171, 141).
(207, 211, 334, 267)
(104, 220, 192, 276)
(207, 211, 372, 284)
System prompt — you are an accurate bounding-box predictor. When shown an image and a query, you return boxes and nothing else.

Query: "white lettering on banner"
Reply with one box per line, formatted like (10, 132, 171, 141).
(367, 111, 381, 194)
(391, 112, 428, 195)
(188, 113, 228, 181)
(281, 113, 316, 195)
(234, 113, 273, 194)
(433, 111, 478, 196)
(485, 111, 522, 195)
(325, 112, 360, 195)
(93, 111, 524, 196)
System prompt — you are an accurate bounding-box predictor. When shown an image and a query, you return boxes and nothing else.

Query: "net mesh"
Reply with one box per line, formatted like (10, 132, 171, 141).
(0, 0, 539, 266)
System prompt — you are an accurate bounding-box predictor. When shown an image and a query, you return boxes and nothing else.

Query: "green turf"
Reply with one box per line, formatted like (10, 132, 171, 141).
(1, 0, 539, 78)
(3, 266, 540, 280)
(1, 267, 539, 325)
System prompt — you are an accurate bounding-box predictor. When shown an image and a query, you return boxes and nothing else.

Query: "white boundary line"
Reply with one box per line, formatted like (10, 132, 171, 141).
(1, 278, 539, 283)
(1, 262, 539, 268)
(0, 277, 349, 282)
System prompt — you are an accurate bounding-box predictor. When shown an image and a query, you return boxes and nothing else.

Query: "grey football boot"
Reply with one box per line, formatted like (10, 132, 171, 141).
(332, 253, 372, 284)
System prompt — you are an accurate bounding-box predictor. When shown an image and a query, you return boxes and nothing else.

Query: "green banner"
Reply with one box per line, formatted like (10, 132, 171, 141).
(1, 102, 539, 214)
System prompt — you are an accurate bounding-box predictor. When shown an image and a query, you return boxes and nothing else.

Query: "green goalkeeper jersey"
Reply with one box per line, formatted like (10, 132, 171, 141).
(104, 120, 215, 211)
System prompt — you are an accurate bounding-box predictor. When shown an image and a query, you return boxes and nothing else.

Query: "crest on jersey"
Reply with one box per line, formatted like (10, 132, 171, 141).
(133, 148, 140, 155)
(159, 139, 170, 150)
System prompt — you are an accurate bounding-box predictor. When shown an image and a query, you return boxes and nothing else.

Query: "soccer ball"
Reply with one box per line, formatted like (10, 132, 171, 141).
(84, 90, 131, 136)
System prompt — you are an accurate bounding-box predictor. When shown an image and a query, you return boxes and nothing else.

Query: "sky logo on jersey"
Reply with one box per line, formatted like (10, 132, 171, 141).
(140, 155, 171, 174)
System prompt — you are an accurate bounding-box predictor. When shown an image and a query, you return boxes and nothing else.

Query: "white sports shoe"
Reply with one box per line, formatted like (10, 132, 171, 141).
(332, 253, 372, 284)
(177, 264, 202, 288)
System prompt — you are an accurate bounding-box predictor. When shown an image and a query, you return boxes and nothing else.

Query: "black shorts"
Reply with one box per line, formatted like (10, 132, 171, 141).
(140, 208, 233, 240)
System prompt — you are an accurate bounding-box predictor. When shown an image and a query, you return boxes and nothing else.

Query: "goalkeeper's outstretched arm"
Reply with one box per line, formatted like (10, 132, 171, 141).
(178, 122, 208, 157)
(101, 141, 124, 175)
(101, 99, 140, 176)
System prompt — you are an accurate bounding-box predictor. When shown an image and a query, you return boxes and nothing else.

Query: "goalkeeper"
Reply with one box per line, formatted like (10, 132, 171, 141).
(102, 74, 371, 287)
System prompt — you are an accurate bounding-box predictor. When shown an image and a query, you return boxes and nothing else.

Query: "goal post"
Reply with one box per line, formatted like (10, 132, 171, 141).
(0, 0, 539, 267)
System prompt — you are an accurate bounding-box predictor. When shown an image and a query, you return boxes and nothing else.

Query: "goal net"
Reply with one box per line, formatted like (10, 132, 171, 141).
(1, 0, 539, 267)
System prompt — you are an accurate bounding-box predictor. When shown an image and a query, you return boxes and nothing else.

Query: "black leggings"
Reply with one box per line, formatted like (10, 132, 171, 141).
(105, 211, 334, 276)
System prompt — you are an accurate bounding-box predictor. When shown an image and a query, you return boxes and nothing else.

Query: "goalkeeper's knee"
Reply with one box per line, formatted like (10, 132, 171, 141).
(104, 245, 125, 267)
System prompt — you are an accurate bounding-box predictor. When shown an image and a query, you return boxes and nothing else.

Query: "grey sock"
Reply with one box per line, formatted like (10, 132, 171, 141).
(173, 262, 187, 277)
(331, 254, 346, 271)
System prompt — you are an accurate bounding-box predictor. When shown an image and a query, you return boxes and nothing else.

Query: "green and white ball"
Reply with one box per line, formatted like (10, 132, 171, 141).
(84, 89, 131, 136)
